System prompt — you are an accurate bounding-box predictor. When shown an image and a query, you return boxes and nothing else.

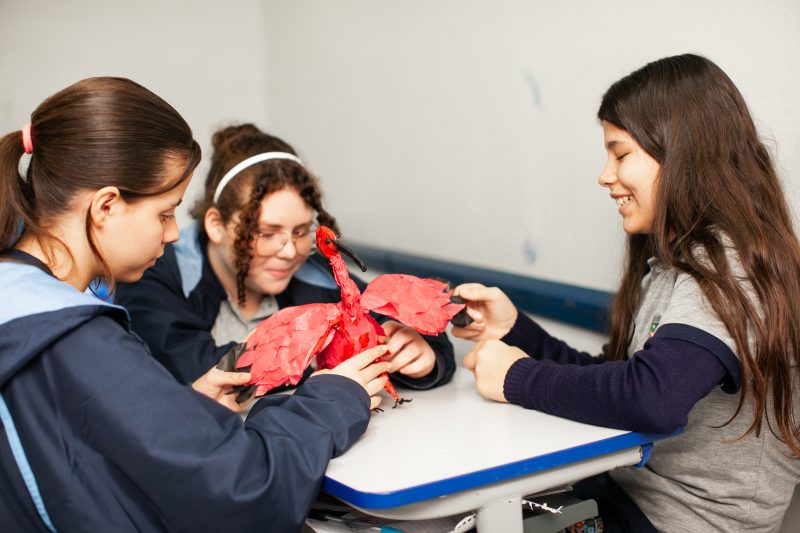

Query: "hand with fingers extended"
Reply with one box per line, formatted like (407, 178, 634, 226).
(463, 339, 528, 403)
(192, 368, 254, 412)
(381, 321, 436, 379)
(313, 344, 392, 411)
(451, 283, 519, 341)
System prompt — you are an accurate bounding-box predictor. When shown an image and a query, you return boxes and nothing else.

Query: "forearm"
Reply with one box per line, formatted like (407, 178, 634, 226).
(63, 326, 369, 532)
(503, 333, 733, 433)
(247, 374, 370, 456)
(501, 311, 603, 365)
(149, 375, 368, 532)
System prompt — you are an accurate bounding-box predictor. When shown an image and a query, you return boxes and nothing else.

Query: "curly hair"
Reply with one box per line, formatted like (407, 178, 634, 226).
(192, 123, 338, 306)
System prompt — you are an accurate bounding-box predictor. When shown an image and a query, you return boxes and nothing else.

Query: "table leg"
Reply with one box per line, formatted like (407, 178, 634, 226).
(477, 496, 523, 533)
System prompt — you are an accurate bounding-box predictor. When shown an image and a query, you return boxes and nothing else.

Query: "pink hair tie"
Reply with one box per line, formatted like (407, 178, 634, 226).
(21, 124, 33, 154)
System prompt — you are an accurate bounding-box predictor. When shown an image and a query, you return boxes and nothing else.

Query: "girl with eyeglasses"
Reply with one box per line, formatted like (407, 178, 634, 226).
(116, 124, 455, 403)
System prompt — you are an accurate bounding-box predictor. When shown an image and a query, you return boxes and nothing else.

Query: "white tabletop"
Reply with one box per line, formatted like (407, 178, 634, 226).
(323, 368, 667, 519)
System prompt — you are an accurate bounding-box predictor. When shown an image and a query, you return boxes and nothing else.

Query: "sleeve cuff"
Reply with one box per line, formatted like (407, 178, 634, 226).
(501, 311, 546, 353)
(305, 373, 371, 409)
(390, 358, 443, 389)
(503, 357, 538, 405)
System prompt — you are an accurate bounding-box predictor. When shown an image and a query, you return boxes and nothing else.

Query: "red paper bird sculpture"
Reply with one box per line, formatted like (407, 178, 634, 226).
(233, 226, 465, 407)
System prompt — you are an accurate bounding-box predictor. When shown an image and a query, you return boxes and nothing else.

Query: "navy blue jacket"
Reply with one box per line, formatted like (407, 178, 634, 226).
(0, 253, 371, 533)
(115, 223, 456, 388)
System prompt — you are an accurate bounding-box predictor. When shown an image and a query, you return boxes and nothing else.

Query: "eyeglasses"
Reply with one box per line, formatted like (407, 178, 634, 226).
(253, 224, 316, 257)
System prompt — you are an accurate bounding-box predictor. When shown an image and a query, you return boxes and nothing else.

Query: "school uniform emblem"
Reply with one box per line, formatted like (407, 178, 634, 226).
(648, 315, 661, 337)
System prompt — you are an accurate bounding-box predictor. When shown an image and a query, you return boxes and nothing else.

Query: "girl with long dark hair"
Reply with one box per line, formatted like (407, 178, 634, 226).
(452, 54, 800, 531)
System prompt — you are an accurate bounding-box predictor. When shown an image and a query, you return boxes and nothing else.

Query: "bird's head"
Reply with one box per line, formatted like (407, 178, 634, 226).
(315, 226, 367, 272)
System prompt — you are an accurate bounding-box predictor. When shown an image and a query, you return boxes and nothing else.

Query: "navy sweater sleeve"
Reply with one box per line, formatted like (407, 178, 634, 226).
(503, 325, 739, 434)
(115, 253, 234, 384)
(501, 311, 605, 365)
(38, 316, 370, 533)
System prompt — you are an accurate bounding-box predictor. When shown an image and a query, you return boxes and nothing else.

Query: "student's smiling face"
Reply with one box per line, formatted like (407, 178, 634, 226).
(244, 188, 314, 295)
(214, 188, 314, 297)
(598, 121, 661, 234)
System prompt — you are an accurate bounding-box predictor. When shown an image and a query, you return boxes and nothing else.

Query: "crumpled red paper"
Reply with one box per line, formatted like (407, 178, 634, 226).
(361, 274, 465, 335)
(235, 253, 465, 398)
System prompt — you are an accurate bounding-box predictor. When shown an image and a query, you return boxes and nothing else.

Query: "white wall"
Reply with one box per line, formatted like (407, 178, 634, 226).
(5, 1, 797, 294)
(0, 0, 271, 220)
(260, 0, 800, 293)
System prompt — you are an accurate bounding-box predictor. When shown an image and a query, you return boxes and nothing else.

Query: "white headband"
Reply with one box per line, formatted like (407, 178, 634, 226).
(213, 151, 303, 203)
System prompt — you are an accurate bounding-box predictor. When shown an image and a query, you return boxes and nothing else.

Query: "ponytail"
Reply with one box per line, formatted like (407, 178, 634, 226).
(0, 77, 200, 289)
(0, 131, 33, 251)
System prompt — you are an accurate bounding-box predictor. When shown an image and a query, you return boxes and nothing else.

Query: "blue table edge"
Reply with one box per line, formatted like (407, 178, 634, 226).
(322, 429, 680, 509)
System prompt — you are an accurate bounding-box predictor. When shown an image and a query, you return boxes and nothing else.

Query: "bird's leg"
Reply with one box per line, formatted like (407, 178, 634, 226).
(383, 374, 412, 409)
(393, 397, 413, 409)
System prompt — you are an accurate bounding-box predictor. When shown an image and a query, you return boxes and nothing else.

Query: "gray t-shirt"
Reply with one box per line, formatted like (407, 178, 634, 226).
(210, 294, 281, 417)
(210, 294, 279, 346)
(610, 254, 800, 532)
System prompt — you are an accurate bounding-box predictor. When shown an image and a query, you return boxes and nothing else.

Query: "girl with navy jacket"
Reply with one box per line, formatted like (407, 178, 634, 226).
(115, 124, 455, 399)
(0, 78, 390, 532)
(452, 55, 800, 531)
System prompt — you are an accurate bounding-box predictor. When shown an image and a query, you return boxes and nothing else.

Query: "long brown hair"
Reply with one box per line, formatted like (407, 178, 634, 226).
(192, 123, 338, 305)
(0, 77, 200, 293)
(601, 54, 800, 455)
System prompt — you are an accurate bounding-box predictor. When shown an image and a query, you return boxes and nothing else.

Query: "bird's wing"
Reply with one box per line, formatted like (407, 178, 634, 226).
(360, 274, 465, 335)
(237, 303, 340, 397)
